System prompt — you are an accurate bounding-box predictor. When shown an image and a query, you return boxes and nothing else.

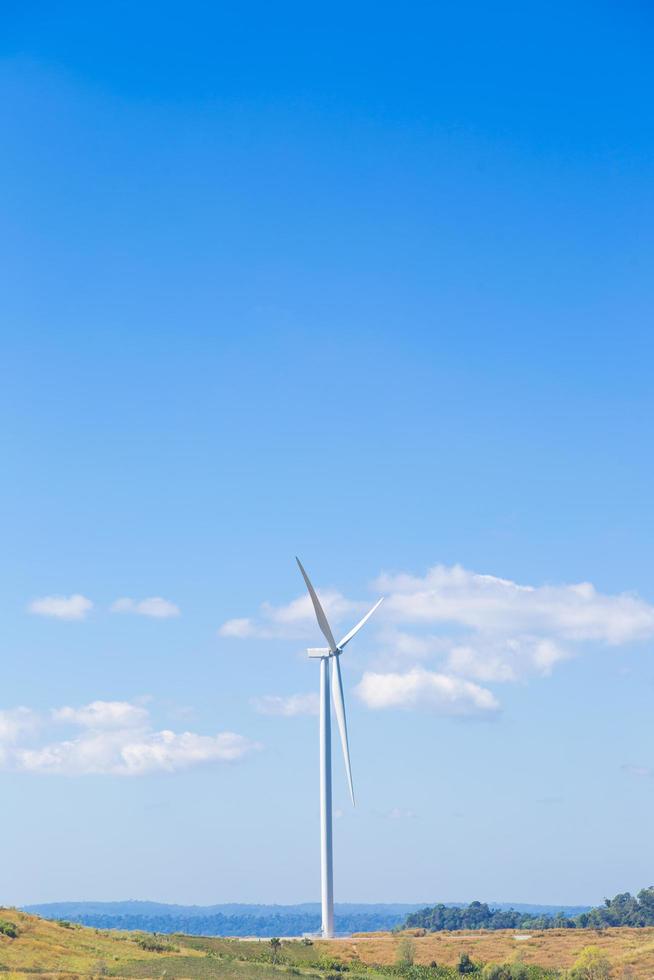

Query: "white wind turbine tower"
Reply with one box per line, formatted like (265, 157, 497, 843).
(296, 558, 383, 939)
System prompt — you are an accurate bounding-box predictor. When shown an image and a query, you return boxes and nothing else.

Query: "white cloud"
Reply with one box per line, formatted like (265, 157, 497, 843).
(219, 617, 256, 638)
(218, 589, 363, 641)
(376, 565, 654, 645)
(219, 562, 654, 714)
(380, 630, 450, 660)
(28, 594, 93, 620)
(111, 597, 180, 618)
(0, 708, 39, 744)
(444, 636, 569, 683)
(16, 729, 256, 776)
(251, 693, 319, 717)
(0, 699, 258, 776)
(0, 708, 40, 768)
(263, 591, 361, 628)
(372, 566, 654, 686)
(356, 668, 500, 715)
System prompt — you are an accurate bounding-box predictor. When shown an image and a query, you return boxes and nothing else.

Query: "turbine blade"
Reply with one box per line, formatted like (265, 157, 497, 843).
(331, 655, 355, 806)
(296, 557, 337, 652)
(336, 597, 384, 651)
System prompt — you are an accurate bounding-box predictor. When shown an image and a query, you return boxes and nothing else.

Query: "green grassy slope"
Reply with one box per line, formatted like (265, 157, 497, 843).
(0, 909, 322, 980)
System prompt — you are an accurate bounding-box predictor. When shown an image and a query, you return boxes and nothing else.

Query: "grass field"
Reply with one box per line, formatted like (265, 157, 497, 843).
(1, 908, 654, 978)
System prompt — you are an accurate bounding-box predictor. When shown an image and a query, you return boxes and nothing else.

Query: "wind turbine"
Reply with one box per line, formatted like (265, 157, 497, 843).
(296, 558, 383, 939)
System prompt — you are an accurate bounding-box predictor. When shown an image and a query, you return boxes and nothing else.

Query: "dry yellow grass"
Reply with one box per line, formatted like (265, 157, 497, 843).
(323, 927, 654, 978)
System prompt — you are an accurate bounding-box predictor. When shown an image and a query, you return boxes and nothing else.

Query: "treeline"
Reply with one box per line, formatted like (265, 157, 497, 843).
(576, 888, 654, 928)
(44, 911, 407, 937)
(404, 888, 654, 932)
(404, 903, 573, 932)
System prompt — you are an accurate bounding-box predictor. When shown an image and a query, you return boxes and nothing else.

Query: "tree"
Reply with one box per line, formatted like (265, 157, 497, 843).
(269, 937, 282, 964)
(637, 887, 654, 918)
(571, 945, 611, 980)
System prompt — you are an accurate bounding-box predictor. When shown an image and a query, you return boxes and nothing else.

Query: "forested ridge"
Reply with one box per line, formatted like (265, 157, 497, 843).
(24, 902, 585, 937)
(46, 910, 406, 937)
(24, 906, 418, 937)
(404, 888, 654, 932)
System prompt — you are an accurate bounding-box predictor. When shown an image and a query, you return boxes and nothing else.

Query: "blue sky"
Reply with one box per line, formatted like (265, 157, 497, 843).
(2, 0, 654, 908)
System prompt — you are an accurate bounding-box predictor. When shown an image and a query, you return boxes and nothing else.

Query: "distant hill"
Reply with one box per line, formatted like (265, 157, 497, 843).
(23, 900, 590, 937)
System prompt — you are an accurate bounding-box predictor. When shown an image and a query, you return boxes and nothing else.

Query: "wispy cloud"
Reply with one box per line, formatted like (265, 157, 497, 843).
(111, 597, 180, 618)
(621, 764, 653, 779)
(386, 807, 417, 820)
(28, 594, 93, 620)
(251, 693, 319, 717)
(0, 699, 259, 776)
(52, 700, 149, 729)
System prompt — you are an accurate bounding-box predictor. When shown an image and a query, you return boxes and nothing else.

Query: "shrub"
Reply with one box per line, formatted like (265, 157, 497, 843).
(319, 959, 348, 972)
(58, 920, 74, 929)
(481, 967, 512, 980)
(134, 935, 179, 953)
(570, 946, 611, 979)
(508, 967, 528, 980)
(397, 937, 416, 967)
(0, 920, 19, 939)
(479, 967, 536, 980)
(458, 953, 477, 975)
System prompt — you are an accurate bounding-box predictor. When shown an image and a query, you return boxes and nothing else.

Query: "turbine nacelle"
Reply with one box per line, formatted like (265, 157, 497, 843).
(308, 647, 334, 659)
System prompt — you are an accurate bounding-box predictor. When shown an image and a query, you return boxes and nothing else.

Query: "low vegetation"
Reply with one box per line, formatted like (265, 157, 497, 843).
(133, 933, 180, 952)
